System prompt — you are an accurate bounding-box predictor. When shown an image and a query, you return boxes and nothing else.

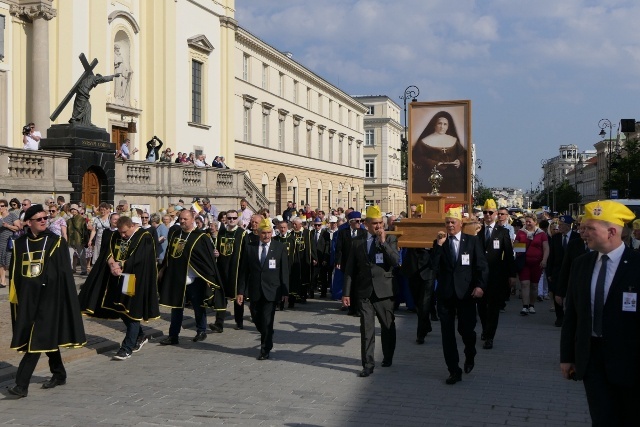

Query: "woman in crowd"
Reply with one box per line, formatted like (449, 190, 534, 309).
(8, 198, 20, 214)
(174, 151, 183, 164)
(0, 199, 21, 288)
(89, 202, 111, 265)
(514, 214, 549, 315)
(47, 204, 68, 241)
(156, 214, 172, 264)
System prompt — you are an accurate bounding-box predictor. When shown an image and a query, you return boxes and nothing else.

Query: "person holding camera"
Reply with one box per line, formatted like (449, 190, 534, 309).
(145, 136, 163, 162)
(22, 122, 41, 150)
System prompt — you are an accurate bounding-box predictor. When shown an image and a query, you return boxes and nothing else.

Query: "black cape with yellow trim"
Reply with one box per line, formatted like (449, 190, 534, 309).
(9, 229, 86, 352)
(78, 228, 159, 321)
(273, 232, 295, 269)
(289, 228, 313, 296)
(158, 227, 225, 310)
(215, 226, 245, 299)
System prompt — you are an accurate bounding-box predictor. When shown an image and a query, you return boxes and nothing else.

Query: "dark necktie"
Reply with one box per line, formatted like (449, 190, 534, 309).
(260, 243, 267, 265)
(352, 229, 356, 238)
(562, 234, 568, 250)
(449, 235, 457, 265)
(593, 254, 609, 337)
(485, 226, 491, 245)
(368, 236, 376, 262)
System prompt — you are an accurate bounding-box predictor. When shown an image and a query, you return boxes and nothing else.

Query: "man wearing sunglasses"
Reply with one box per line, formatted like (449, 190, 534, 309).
(7, 205, 86, 397)
(477, 200, 516, 350)
(211, 209, 246, 332)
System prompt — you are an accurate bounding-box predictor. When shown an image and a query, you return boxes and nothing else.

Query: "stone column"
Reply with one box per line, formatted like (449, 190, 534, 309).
(10, 2, 57, 136)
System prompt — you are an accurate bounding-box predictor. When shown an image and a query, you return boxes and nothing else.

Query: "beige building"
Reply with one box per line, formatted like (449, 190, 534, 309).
(233, 27, 366, 215)
(1, 0, 236, 161)
(353, 95, 405, 215)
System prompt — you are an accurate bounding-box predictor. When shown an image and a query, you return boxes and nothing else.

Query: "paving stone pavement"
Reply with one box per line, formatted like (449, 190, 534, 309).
(0, 281, 590, 426)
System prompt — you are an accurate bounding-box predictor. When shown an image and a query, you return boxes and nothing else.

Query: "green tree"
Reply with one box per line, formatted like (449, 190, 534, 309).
(533, 180, 581, 213)
(605, 137, 640, 198)
(473, 185, 494, 207)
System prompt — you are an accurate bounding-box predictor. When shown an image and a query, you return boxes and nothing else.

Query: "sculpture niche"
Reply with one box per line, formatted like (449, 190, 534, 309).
(50, 53, 121, 126)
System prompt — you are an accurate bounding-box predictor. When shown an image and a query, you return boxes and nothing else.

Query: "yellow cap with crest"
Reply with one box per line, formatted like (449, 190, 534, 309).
(445, 207, 462, 220)
(258, 217, 273, 231)
(483, 199, 497, 210)
(582, 200, 635, 227)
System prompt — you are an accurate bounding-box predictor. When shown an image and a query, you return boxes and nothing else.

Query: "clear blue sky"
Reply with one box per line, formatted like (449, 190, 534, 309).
(237, 0, 640, 191)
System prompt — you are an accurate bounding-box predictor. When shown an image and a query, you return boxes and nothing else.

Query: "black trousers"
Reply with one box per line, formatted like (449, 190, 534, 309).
(253, 296, 277, 355)
(408, 272, 434, 340)
(16, 349, 66, 389)
(215, 299, 245, 328)
(438, 295, 477, 374)
(583, 338, 639, 426)
(477, 282, 506, 340)
(357, 292, 396, 369)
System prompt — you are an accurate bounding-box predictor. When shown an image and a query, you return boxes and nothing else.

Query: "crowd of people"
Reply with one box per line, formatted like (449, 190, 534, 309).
(5, 193, 640, 426)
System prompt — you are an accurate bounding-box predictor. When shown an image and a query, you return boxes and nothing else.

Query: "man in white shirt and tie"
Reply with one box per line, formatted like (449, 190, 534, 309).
(561, 200, 639, 426)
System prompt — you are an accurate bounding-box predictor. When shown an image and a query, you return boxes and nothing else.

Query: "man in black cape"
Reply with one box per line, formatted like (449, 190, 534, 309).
(78, 216, 159, 360)
(210, 209, 246, 332)
(8, 205, 86, 398)
(289, 217, 315, 307)
(158, 209, 224, 344)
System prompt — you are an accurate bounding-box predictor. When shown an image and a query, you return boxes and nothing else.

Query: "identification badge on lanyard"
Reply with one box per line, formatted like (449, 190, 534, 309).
(269, 259, 276, 269)
(493, 239, 500, 250)
(375, 253, 384, 264)
(622, 292, 637, 312)
(461, 254, 470, 265)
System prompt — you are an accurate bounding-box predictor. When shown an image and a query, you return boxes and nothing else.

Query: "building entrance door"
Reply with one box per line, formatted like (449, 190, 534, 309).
(111, 126, 128, 153)
(82, 169, 101, 207)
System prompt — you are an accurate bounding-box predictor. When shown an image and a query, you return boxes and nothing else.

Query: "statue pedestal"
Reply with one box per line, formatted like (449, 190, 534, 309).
(40, 124, 116, 204)
(392, 195, 446, 248)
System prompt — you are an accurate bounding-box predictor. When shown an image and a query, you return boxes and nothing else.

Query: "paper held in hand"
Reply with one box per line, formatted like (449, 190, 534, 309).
(120, 273, 136, 296)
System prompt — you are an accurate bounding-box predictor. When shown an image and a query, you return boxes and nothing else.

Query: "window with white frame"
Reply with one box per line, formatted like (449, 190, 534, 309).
(243, 106, 251, 143)
(279, 72, 284, 97)
(318, 130, 323, 160)
(307, 127, 312, 157)
(278, 118, 285, 151)
(293, 80, 298, 104)
(338, 138, 343, 164)
(262, 64, 268, 89)
(365, 159, 375, 178)
(262, 113, 269, 147)
(191, 60, 202, 123)
(365, 105, 375, 115)
(348, 140, 353, 166)
(365, 129, 374, 146)
(242, 54, 250, 81)
(356, 144, 361, 168)
(328, 133, 334, 162)
(293, 122, 299, 154)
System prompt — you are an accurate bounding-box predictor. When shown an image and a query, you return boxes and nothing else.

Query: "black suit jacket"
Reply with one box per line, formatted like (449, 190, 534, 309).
(343, 234, 400, 300)
(547, 231, 580, 285)
(479, 224, 515, 288)
(400, 248, 433, 281)
(311, 228, 329, 263)
(556, 236, 589, 298)
(560, 247, 640, 386)
(432, 233, 488, 300)
(237, 240, 289, 302)
(335, 226, 367, 268)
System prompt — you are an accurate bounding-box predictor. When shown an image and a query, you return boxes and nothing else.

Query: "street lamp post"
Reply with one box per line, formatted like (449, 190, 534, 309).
(399, 85, 419, 179)
(598, 118, 613, 195)
(541, 159, 549, 208)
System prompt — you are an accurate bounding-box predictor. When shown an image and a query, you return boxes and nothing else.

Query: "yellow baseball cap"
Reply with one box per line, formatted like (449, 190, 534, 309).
(258, 218, 273, 231)
(366, 205, 382, 219)
(583, 200, 635, 227)
(445, 207, 462, 220)
(483, 199, 497, 211)
(632, 219, 640, 230)
(415, 204, 424, 214)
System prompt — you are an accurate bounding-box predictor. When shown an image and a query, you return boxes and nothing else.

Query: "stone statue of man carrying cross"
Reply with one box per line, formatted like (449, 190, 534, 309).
(50, 53, 121, 126)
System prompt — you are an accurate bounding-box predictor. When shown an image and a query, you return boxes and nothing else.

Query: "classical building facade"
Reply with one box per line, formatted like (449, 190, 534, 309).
(352, 95, 405, 215)
(233, 27, 366, 214)
(1, 0, 236, 162)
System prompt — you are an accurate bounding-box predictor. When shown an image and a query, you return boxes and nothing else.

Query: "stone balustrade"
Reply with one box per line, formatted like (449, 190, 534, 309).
(0, 147, 270, 212)
(0, 146, 74, 200)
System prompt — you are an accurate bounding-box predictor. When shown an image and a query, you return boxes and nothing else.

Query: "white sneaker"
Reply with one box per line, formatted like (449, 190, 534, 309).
(520, 307, 529, 316)
(528, 307, 536, 314)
